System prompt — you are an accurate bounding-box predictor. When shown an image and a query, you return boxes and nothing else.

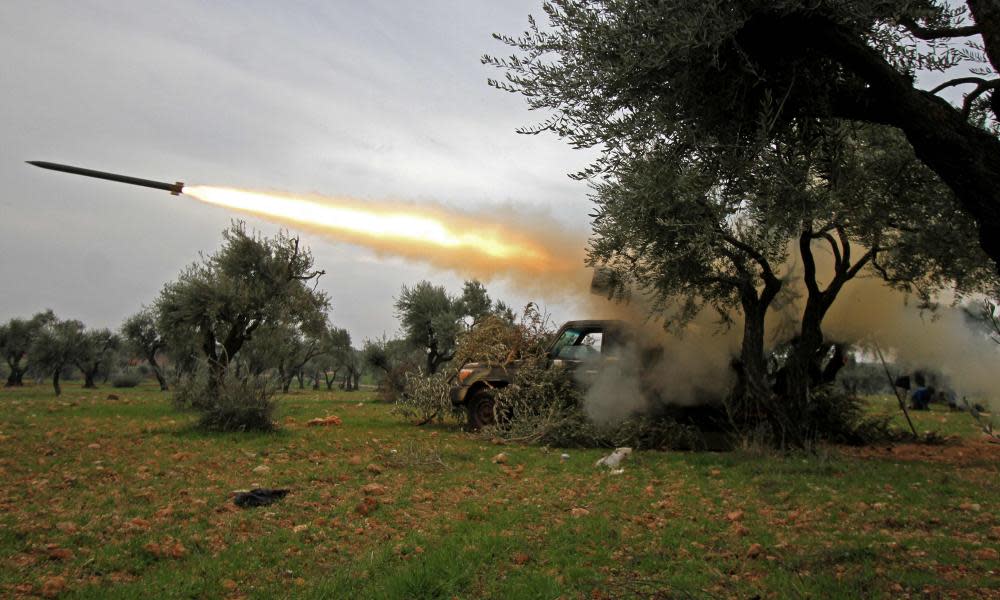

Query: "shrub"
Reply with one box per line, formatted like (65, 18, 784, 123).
(171, 366, 209, 411)
(804, 385, 892, 445)
(394, 371, 462, 424)
(172, 363, 277, 432)
(111, 370, 143, 388)
(488, 364, 700, 449)
(197, 373, 277, 432)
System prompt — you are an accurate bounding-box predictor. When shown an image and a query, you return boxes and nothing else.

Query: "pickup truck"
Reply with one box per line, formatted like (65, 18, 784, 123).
(450, 319, 639, 430)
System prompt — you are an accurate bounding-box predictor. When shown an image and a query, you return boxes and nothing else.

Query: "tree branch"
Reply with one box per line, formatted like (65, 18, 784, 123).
(845, 247, 875, 280)
(962, 79, 1000, 118)
(834, 225, 852, 271)
(720, 233, 779, 286)
(929, 76, 989, 95)
(898, 16, 981, 40)
(799, 229, 821, 297)
(815, 232, 843, 271)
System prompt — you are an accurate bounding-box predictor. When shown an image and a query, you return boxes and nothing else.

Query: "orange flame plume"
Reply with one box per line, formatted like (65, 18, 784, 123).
(182, 185, 581, 279)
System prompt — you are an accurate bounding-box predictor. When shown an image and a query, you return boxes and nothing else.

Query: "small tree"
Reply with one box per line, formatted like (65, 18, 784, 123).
(311, 327, 353, 390)
(363, 336, 421, 400)
(74, 328, 120, 389)
(0, 310, 55, 386)
(121, 309, 170, 391)
(31, 318, 84, 396)
(156, 222, 329, 398)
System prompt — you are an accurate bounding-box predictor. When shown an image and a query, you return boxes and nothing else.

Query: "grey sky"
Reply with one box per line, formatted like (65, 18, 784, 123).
(1, 1, 593, 342)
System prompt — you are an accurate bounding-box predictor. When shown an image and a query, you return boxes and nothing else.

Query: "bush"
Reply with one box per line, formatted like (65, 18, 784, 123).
(725, 383, 893, 448)
(394, 371, 462, 424)
(172, 364, 277, 432)
(111, 370, 143, 388)
(198, 374, 277, 432)
(488, 364, 700, 449)
(803, 385, 892, 445)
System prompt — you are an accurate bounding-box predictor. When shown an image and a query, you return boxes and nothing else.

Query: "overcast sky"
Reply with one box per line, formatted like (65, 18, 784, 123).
(1, 0, 594, 342)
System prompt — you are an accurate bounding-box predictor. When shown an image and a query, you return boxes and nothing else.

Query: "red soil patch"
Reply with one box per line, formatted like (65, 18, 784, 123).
(839, 437, 1000, 465)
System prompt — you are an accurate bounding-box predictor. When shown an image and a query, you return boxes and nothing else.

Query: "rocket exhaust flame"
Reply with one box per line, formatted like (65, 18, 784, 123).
(182, 185, 579, 276)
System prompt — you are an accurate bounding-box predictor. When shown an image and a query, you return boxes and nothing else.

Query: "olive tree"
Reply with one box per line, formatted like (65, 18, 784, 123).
(309, 327, 353, 390)
(488, 1, 999, 445)
(592, 122, 994, 438)
(0, 310, 55, 386)
(74, 328, 120, 389)
(156, 222, 329, 402)
(121, 309, 170, 391)
(30, 318, 84, 396)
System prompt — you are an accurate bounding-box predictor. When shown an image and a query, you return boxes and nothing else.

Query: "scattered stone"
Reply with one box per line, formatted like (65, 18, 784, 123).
(362, 483, 387, 496)
(56, 521, 78, 534)
(570, 507, 590, 517)
(974, 548, 999, 561)
(46, 545, 73, 561)
(356, 497, 378, 515)
(491, 452, 509, 464)
(595, 447, 632, 468)
(40, 576, 66, 598)
(252, 464, 271, 474)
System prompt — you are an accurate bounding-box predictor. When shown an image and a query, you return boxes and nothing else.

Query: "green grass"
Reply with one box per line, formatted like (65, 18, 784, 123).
(0, 382, 998, 599)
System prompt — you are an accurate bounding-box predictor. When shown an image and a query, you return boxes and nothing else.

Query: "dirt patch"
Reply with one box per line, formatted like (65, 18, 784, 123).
(839, 437, 1000, 465)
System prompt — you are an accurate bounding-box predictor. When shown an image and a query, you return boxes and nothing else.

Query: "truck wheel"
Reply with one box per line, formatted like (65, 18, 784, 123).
(466, 389, 496, 431)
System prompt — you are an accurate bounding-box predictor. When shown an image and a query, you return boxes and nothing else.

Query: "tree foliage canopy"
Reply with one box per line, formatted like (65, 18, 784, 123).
(156, 222, 330, 385)
(485, 0, 1000, 267)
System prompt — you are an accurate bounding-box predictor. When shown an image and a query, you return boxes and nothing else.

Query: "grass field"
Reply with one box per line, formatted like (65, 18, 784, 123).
(1, 383, 998, 599)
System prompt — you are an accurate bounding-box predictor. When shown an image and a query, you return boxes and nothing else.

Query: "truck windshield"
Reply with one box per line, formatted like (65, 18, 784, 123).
(550, 328, 603, 361)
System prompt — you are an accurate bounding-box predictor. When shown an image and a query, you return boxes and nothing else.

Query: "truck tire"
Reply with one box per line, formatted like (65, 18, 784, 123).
(466, 389, 496, 431)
